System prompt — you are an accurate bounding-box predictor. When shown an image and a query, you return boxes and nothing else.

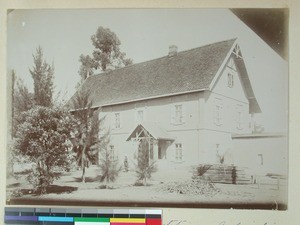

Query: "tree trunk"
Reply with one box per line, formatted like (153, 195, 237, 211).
(37, 160, 47, 195)
(82, 145, 86, 183)
(82, 166, 86, 183)
(105, 177, 108, 189)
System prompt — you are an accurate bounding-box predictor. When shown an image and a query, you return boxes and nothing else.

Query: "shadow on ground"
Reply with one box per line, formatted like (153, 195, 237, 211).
(72, 175, 102, 183)
(10, 185, 78, 197)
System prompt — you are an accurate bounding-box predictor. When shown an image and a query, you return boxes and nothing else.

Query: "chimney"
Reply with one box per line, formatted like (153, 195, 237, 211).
(168, 45, 178, 57)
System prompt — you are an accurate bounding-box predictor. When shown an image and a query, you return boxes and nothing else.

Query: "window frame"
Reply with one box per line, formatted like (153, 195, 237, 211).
(109, 145, 117, 161)
(175, 143, 183, 161)
(236, 105, 243, 130)
(214, 98, 223, 126)
(258, 153, 263, 166)
(228, 72, 234, 88)
(114, 112, 121, 129)
(136, 109, 144, 124)
(171, 104, 184, 125)
(175, 104, 183, 124)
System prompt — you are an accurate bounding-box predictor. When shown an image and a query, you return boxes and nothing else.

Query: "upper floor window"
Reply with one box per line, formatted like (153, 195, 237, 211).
(136, 110, 144, 124)
(114, 113, 121, 129)
(175, 105, 183, 124)
(175, 143, 183, 161)
(228, 73, 234, 88)
(214, 98, 223, 126)
(171, 104, 185, 125)
(237, 112, 242, 129)
(236, 105, 243, 130)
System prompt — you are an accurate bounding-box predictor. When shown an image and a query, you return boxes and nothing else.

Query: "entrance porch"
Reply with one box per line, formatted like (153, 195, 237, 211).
(126, 122, 174, 167)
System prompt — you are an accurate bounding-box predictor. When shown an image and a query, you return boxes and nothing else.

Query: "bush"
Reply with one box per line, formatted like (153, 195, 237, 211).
(134, 139, 157, 186)
(13, 106, 76, 194)
(133, 181, 144, 186)
(193, 164, 212, 178)
(99, 133, 121, 187)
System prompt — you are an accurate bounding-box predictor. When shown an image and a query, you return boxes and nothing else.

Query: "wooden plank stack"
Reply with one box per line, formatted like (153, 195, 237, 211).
(196, 164, 252, 185)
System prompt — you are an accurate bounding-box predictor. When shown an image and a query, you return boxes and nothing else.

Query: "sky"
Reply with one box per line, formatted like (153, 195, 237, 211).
(7, 9, 288, 132)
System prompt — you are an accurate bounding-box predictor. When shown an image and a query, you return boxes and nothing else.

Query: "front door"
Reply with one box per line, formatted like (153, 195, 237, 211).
(158, 146, 162, 159)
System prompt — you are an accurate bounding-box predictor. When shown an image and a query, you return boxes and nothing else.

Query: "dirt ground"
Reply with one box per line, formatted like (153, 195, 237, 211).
(6, 165, 288, 209)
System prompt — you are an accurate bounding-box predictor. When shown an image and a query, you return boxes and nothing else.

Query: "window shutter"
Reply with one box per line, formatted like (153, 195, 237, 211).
(119, 112, 122, 129)
(171, 105, 175, 124)
(220, 104, 223, 125)
(182, 104, 186, 124)
(112, 113, 116, 130)
(180, 144, 183, 161)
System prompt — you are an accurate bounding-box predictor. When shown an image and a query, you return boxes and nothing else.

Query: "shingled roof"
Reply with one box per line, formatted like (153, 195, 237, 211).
(70, 39, 260, 113)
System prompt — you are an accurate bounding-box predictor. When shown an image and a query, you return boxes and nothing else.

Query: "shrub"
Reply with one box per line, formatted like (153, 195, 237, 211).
(98, 133, 121, 188)
(13, 106, 76, 194)
(193, 164, 212, 178)
(134, 139, 157, 186)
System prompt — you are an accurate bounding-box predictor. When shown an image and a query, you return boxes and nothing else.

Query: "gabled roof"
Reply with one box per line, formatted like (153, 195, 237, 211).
(126, 122, 175, 141)
(70, 38, 261, 113)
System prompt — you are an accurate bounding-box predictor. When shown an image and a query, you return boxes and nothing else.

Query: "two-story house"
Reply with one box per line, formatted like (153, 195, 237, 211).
(70, 39, 261, 169)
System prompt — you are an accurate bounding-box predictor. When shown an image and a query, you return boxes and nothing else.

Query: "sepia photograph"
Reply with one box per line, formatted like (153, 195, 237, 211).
(6, 8, 288, 209)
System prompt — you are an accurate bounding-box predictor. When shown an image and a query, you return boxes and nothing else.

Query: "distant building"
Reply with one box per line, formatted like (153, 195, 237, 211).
(70, 39, 287, 175)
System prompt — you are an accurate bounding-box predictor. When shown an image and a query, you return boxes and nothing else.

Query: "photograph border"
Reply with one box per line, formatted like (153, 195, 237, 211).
(1, 0, 299, 224)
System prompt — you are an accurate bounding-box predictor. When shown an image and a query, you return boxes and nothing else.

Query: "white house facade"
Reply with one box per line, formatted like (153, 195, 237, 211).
(70, 39, 283, 174)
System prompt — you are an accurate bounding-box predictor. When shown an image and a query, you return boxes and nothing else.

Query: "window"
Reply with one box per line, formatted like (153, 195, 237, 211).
(214, 98, 223, 126)
(175, 143, 182, 161)
(109, 145, 117, 161)
(137, 110, 144, 123)
(114, 113, 121, 129)
(174, 104, 183, 124)
(228, 73, 234, 88)
(258, 154, 263, 165)
(236, 105, 243, 130)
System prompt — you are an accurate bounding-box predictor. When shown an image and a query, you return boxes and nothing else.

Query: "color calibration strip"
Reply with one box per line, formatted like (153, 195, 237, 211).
(4, 208, 162, 225)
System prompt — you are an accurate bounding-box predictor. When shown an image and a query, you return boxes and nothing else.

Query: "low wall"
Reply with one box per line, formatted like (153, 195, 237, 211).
(231, 133, 288, 176)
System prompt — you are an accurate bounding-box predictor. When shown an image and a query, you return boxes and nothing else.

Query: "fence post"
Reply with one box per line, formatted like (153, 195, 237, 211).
(231, 166, 236, 184)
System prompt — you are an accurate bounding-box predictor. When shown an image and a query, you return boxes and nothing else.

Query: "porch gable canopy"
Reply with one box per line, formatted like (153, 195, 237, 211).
(126, 122, 174, 141)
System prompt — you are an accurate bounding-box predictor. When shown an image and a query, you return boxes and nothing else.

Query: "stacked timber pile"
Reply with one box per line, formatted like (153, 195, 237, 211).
(195, 164, 252, 185)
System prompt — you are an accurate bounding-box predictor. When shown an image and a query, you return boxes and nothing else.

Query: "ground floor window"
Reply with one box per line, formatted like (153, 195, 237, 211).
(109, 145, 117, 161)
(214, 98, 223, 126)
(175, 143, 182, 161)
(258, 153, 263, 165)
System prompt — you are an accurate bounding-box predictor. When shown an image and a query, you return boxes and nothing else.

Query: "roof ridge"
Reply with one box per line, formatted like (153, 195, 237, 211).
(86, 38, 238, 79)
(172, 38, 237, 56)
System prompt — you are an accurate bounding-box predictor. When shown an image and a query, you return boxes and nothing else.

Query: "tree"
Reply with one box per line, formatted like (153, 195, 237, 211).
(91, 26, 133, 71)
(135, 139, 157, 186)
(78, 54, 98, 83)
(98, 132, 121, 188)
(78, 26, 133, 83)
(71, 91, 102, 183)
(13, 106, 76, 194)
(12, 76, 35, 136)
(29, 46, 54, 107)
